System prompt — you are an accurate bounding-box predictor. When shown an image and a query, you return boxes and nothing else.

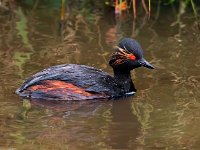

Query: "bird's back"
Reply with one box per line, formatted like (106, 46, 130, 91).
(16, 64, 123, 100)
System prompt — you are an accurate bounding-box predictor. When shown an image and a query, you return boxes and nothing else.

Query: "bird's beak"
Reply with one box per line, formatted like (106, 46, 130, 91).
(139, 58, 154, 69)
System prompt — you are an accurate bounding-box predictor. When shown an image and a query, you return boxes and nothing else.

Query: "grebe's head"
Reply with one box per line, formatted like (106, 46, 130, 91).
(109, 38, 154, 71)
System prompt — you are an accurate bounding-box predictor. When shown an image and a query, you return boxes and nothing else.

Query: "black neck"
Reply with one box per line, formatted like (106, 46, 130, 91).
(113, 69, 131, 81)
(113, 69, 136, 93)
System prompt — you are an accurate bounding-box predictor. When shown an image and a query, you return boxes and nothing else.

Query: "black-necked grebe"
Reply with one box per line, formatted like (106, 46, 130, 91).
(16, 38, 154, 100)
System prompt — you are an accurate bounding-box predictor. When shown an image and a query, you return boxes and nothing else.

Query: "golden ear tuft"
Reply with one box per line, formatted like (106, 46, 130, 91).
(115, 46, 136, 60)
(110, 47, 136, 66)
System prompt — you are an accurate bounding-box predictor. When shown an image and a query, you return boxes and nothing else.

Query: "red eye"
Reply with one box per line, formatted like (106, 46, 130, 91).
(129, 54, 136, 60)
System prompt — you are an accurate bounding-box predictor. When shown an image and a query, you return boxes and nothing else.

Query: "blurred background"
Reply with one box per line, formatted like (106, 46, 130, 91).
(0, 0, 200, 149)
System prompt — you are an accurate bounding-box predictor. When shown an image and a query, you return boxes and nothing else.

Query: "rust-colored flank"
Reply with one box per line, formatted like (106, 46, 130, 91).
(28, 80, 107, 100)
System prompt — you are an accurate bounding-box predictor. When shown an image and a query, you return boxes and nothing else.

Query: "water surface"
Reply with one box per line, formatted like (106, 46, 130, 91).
(0, 2, 200, 150)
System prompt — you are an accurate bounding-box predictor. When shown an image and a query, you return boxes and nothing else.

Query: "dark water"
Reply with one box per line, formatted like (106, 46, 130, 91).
(0, 2, 200, 150)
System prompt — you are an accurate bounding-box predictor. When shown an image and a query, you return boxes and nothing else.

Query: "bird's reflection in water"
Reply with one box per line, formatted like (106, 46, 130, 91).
(21, 98, 111, 120)
(20, 97, 141, 149)
(25, 98, 109, 117)
(107, 97, 141, 149)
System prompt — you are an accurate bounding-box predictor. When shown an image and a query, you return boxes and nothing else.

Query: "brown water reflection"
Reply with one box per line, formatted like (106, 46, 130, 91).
(0, 2, 200, 150)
